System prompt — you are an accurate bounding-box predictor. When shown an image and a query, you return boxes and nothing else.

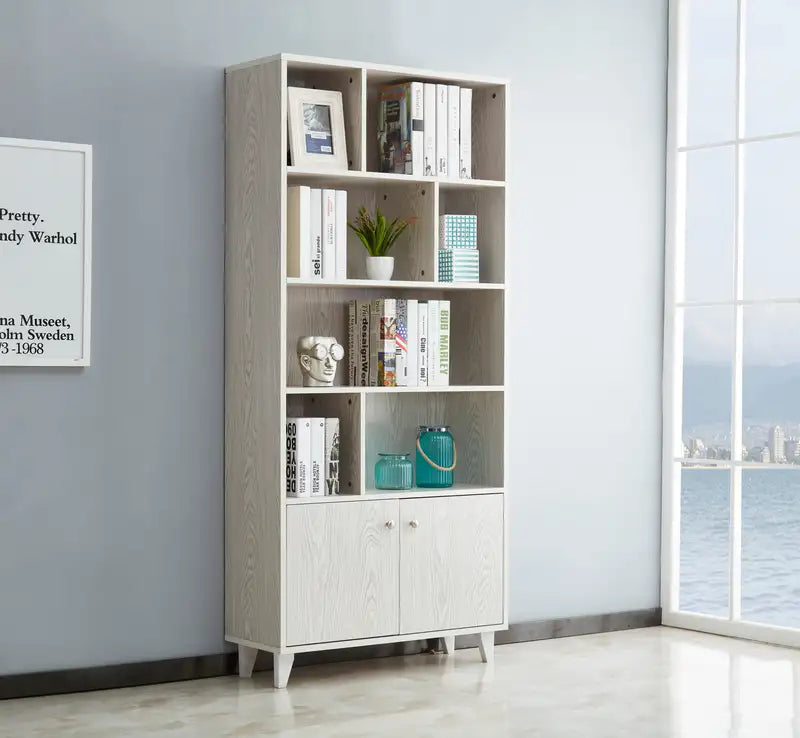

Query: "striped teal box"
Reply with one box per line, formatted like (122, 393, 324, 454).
(439, 214, 478, 250)
(438, 249, 480, 282)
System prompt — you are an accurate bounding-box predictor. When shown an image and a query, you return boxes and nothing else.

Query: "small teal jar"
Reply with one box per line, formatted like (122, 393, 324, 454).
(416, 426, 456, 488)
(375, 453, 413, 490)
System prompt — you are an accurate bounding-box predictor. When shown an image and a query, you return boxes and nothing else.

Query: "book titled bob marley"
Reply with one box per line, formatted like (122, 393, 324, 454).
(378, 83, 423, 175)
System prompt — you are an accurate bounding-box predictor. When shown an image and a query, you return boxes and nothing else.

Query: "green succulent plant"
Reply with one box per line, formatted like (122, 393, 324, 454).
(348, 206, 411, 257)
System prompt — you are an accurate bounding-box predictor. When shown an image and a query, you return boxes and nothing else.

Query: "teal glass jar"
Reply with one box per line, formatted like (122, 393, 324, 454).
(375, 453, 413, 490)
(415, 426, 456, 488)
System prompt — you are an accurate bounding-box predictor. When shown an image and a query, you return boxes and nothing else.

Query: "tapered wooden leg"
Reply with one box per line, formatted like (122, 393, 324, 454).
(442, 636, 456, 655)
(238, 645, 258, 678)
(273, 652, 294, 689)
(478, 631, 494, 664)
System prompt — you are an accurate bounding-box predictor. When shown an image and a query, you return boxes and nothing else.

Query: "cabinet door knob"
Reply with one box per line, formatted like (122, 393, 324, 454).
(385, 520, 396, 529)
(409, 519, 419, 528)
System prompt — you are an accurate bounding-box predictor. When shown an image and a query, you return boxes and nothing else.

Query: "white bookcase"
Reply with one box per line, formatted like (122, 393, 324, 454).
(225, 53, 508, 688)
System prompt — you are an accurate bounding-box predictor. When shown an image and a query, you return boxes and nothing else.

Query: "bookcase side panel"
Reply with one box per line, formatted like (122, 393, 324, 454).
(225, 60, 284, 648)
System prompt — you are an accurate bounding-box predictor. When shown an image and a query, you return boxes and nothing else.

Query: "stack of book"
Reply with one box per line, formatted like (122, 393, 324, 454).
(286, 186, 348, 281)
(348, 298, 450, 387)
(286, 417, 340, 497)
(377, 82, 472, 179)
(438, 214, 479, 283)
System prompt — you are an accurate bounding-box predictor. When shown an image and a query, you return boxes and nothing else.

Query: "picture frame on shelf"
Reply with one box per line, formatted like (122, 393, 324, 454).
(287, 87, 348, 170)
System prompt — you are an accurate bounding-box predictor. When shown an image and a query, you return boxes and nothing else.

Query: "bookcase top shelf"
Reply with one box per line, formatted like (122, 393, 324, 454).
(286, 278, 504, 291)
(287, 167, 505, 190)
(285, 485, 504, 504)
(227, 52, 509, 88)
(285, 385, 504, 395)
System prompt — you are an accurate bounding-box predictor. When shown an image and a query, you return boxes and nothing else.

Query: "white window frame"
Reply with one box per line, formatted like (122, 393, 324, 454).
(662, 0, 800, 647)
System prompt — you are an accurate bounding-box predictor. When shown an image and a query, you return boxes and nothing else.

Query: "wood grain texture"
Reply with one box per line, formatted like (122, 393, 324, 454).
(472, 86, 506, 182)
(225, 59, 284, 649)
(286, 500, 400, 645)
(286, 393, 361, 495)
(448, 292, 504, 386)
(365, 392, 504, 488)
(377, 183, 436, 282)
(399, 495, 504, 634)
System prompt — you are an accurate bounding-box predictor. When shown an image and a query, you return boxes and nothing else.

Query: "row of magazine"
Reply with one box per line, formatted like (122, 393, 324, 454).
(286, 417, 340, 498)
(378, 82, 472, 179)
(348, 299, 450, 387)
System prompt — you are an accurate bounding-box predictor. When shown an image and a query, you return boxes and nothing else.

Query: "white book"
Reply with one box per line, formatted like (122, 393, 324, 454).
(321, 188, 336, 281)
(423, 84, 436, 177)
(286, 186, 311, 279)
(428, 300, 441, 385)
(335, 190, 347, 281)
(447, 85, 460, 180)
(410, 82, 424, 176)
(417, 301, 428, 387)
(324, 418, 340, 496)
(395, 299, 409, 387)
(436, 84, 448, 178)
(406, 299, 418, 388)
(286, 418, 311, 498)
(436, 300, 451, 386)
(459, 88, 472, 179)
(310, 417, 325, 497)
(309, 188, 323, 280)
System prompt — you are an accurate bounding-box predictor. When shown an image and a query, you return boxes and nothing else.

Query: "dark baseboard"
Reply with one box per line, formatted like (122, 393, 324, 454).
(0, 608, 660, 700)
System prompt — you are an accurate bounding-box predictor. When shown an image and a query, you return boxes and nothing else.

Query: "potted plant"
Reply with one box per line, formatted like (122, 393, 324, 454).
(348, 206, 412, 280)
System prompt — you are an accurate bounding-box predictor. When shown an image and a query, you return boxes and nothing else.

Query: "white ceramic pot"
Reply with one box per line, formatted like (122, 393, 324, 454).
(366, 256, 394, 280)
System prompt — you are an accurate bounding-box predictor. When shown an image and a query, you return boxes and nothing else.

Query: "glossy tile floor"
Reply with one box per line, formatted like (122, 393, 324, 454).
(3, 627, 800, 737)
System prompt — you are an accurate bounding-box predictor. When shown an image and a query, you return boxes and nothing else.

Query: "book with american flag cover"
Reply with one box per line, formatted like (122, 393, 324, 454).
(369, 298, 397, 386)
(395, 299, 409, 386)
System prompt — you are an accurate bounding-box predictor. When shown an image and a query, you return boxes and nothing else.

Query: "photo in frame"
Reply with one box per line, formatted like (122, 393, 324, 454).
(287, 87, 349, 170)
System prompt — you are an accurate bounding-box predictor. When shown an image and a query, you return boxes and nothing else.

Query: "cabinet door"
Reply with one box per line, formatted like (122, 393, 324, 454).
(400, 494, 504, 634)
(287, 500, 399, 646)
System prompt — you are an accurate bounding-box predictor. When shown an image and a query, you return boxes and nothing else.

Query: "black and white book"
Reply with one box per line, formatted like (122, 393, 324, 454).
(436, 299, 451, 386)
(286, 417, 311, 498)
(356, 299, 370, 386)
(417, 301, 428, 386)
(347, 300, 357, 385)
(335, 190, 347, 281)
(406, 299, 418, 388)
(410, 82, 424, 176)
(310, 417, 325, 497)
(436, 84, 448, 178)
(459, 88, 472, 179)
(447, 85, 460, 180)
(324, 418, 340, 496)
(309, 188, 323, 280)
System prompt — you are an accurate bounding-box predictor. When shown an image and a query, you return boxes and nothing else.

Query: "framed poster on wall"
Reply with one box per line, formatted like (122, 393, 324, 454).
(0, 137, 92, 366)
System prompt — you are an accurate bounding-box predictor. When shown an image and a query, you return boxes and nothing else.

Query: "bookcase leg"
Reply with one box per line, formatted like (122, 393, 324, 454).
(238, 645, 258, 678)
(442, 636, 456, 655)
(478, 631, 494, 664)
(273, 652, 295, 689)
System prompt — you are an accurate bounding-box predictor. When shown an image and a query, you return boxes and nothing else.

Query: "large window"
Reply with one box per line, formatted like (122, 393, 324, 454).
(664, 0, 800, 645)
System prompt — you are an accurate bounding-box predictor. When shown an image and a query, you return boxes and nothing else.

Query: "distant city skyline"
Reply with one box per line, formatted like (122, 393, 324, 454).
(683, 423, 800, 465)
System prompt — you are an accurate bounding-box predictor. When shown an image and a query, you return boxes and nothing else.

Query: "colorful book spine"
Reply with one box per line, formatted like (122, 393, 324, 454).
(436, 84, 448, 178)
(356, 300, 370, 386)
(286, 418, 311, 498)
(410, 82, 424, 176)
(309, 188, 323, 279)
(395, 299, 409, 387)
(370, 298, 397, 386)
(286, 186, 311, 279)
(423, 83, 436, 177)
(417, 301, 429, 386)
(310, 417, 325, 496)
(437, 300, 451, 386)
(378, 84, 409, 174)
(446, 85, 460, 180)
(459, 88, 472, 179)
(335, 190, 347, 280)
(324, 418, 340, 496)
(406, 299, 418, 387)
(322, 189, 336, 280)
(428, 300, 440, 386)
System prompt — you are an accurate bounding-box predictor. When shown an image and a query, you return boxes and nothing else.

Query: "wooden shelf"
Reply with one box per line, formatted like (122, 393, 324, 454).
(287, 166, 504, 189)
(286, 485, 504, 504)
(285, 385, 504, 395)
(286, 278, 504, 291)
